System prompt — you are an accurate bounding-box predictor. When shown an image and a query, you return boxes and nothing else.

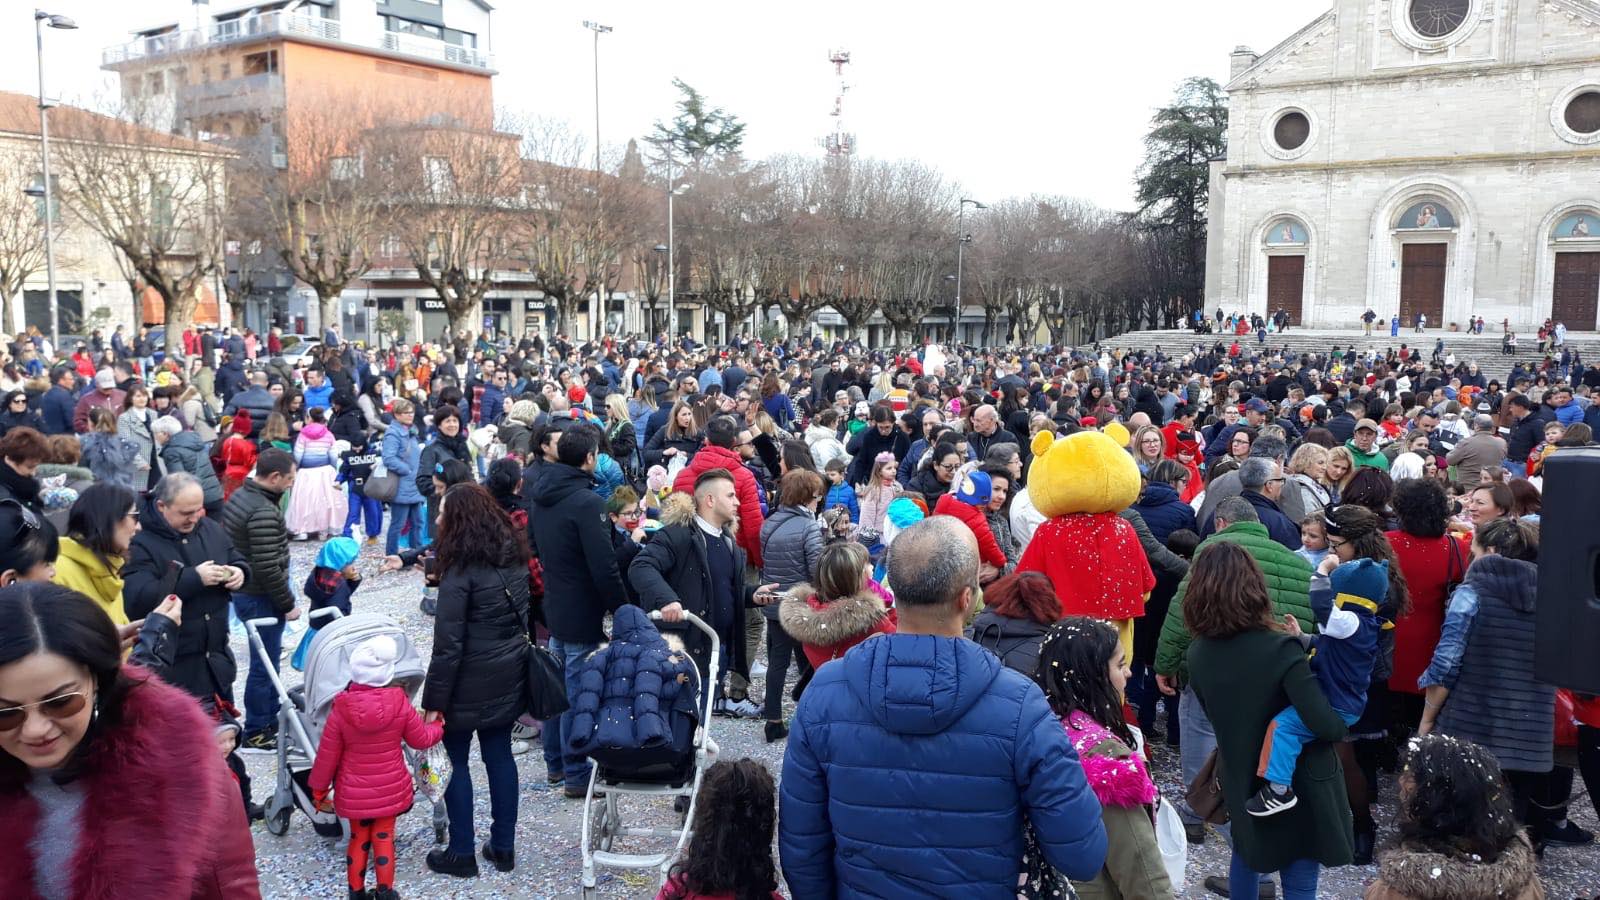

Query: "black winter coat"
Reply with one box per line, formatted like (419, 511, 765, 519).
(222, 386, 274, 438)
(528, 463, 629, 644)
(630, 519, 761, 683)
(416, 433, 472, 499)
(220, 479, 294, 612)
(123, 495, 251, 703)
(845, 426, 909, 485)
(422, 562, 533, 732)
(966, 609, 1052, 679)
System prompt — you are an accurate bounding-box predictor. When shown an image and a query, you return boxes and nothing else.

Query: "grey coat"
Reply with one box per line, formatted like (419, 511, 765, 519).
(1436, 555, 1553, 773)
(161, 431, 224, 506)
(759, 505, 823, 621)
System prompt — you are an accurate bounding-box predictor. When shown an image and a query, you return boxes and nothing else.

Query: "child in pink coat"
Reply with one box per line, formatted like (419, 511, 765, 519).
(309, 635, 444, 900)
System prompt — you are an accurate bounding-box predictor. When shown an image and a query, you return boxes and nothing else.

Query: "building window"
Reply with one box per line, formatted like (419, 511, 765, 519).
(384, 16, 444, 40)
(1409, 0, 1470, 38)
(1273, 112, 1309, 151)
(1565, 91, 1600, 136)
(146, 72, 165, 96)
(151, 182, 175, 232)
(330, 156, 363, 180)
(379, 234, 403, 258)
(424, 157, 453, 194)
(243, 50, 278, 76)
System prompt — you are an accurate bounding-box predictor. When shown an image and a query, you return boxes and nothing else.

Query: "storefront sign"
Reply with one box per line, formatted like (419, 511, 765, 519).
(421, 299, 447, 311)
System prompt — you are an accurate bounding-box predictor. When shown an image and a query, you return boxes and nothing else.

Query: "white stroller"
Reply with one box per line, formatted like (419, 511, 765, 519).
(243, 609, 447, 843)
(577, 609, 721, 898)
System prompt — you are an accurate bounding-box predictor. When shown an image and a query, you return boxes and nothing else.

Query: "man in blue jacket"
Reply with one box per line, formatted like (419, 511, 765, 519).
(779, 516, 1107, 898)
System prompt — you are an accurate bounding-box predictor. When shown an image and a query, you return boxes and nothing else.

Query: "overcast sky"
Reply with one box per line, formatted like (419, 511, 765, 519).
(0, 0, 1327, 211)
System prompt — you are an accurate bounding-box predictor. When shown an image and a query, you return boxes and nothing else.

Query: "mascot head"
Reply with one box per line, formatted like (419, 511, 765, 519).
(1027, 429, 1141, 518)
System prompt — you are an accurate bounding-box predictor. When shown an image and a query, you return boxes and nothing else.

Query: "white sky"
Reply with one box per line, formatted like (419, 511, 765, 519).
(0, 0, 1328, 212)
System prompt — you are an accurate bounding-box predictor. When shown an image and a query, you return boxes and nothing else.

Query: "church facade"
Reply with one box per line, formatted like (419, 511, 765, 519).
(1205, 0, 1600, 331)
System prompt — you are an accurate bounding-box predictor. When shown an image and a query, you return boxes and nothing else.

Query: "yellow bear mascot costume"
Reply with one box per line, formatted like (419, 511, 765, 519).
(1017, 429, 1155, 659)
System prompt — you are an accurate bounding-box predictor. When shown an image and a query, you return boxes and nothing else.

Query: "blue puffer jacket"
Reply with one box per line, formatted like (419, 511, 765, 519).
(1132, 481, 1198, 545)
(381, 425, 424, 504)
(779, 633, 1107, 898)
(566, 605, 699, 756)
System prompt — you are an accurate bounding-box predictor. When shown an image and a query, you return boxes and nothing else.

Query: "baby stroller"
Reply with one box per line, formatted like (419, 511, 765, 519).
(243, 609, 447, 843)
(575, 609, 720, 898)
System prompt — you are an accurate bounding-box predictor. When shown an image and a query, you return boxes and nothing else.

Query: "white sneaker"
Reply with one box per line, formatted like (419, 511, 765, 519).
(509, 739, 530, 756)
(724, 698, 763, 719)
(750, 661, 768, 678)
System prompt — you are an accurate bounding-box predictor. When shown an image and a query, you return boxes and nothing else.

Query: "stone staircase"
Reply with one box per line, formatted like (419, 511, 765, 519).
(1083, 327, 1600, 382)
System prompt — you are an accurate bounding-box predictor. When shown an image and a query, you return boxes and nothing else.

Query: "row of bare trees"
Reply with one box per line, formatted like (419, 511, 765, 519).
(0, 90, 1188, 354)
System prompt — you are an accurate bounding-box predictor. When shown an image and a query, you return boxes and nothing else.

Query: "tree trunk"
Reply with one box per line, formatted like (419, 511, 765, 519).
(0, 287, 13, 337)
(319, 290, 341, 338)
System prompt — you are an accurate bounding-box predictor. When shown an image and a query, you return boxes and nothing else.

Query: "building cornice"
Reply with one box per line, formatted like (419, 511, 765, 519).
(1223, 147, 1600, 177)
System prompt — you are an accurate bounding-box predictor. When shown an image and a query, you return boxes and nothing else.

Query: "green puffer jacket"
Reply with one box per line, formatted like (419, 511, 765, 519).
(1155, 521, 1315, 684)
(220, 479, 295, 613)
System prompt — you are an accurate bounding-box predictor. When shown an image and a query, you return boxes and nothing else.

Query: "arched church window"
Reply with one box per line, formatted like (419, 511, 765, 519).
(1409, 0, 1470, 38)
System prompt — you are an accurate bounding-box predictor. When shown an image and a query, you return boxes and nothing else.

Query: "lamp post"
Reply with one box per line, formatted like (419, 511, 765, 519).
(665, 160, 691, 342)
(652, 244, 667, 336)
(582, 20, 610, 340)
(954, 197, 985, 345)
(34, 10, 76, 350)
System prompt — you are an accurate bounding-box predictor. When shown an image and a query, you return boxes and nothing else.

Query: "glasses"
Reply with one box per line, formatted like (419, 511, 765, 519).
(0, 691, 88, 732)
(1326, 537, 1348, 551)
(7, 397, 23, 404)
(1268, 477, 1286, 484)
(937, 462, 959, 472)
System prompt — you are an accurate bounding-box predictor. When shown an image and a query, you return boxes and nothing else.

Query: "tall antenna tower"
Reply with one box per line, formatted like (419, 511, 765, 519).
(822, 49, 854, 157)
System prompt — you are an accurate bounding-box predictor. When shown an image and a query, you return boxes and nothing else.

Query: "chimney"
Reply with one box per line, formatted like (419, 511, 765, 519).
(1230, 46, 1259, 80)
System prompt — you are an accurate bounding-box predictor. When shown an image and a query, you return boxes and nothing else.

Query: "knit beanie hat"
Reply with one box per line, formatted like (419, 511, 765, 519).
(315, 536, 360, 572)
(1331, 558, 1388, 614)
(349, 635, 398, 688)
(881, 496, 926, 549)
(952, 464, 992, 506)
(231, 409, 252, 435)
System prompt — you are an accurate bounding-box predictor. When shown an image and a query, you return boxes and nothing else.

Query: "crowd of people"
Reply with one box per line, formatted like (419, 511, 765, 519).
(0, 320, 1593, 899)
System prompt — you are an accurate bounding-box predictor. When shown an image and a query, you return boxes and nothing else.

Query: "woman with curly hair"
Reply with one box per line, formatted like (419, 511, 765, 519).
(1364, 735, 1543, 899)
(659, 758, 784, 900)
(1384, 479, 1468, 732)
(1322, 503, 1411, 863)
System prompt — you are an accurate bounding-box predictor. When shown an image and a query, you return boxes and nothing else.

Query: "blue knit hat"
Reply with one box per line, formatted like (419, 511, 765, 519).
(953, 467, 992, 506)
(315, 536, 361, 572)
(1331, 558, 1388, 613)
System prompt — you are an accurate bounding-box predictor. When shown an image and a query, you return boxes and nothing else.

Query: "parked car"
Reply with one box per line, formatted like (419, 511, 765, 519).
(278, 335, 322, 368)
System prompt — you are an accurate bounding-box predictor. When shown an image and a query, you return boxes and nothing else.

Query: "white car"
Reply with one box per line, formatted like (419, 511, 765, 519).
(278, 335, 322, 368)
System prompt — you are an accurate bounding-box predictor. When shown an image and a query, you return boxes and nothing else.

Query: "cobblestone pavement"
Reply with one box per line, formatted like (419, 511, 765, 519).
(236, 538, 1600, 898)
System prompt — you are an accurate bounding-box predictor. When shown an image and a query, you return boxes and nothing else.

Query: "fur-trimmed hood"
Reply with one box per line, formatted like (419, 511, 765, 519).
(780, 584, 889, 648)
(0, 666, 261, 898)
(1367, 835, 1543, 900)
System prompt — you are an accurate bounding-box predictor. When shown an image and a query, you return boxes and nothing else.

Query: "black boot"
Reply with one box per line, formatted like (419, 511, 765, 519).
(425, 848, 479, 878)
(1353, 821, 1376, 865)
(764, 720, 789, 743)
(371, 888, 400, 900)
(348, 890, 370, 900)
(481, 842, 515, 872)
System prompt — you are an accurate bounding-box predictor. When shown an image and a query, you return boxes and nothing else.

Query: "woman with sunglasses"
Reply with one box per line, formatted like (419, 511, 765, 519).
(0, 390, 44, 440)
(0, 582, 261, 897)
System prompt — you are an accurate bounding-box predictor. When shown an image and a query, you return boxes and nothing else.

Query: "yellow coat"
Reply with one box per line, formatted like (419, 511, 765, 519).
(53, 537, 128, 627)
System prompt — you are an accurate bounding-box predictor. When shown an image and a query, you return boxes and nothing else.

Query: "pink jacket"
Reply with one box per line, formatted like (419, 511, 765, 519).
(308, 683, 444, 819)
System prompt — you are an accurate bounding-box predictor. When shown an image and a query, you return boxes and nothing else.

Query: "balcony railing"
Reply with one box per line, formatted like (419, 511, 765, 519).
(176, 73, 284, 116)
(104, 11, 492, 71)
(379, 32, 493, 69)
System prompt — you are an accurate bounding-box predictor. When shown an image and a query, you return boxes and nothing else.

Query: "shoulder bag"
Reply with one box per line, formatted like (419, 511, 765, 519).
(497, 569, 569, 721)
(363, 453, 399, 503)
(1184, 748, 1229, 825)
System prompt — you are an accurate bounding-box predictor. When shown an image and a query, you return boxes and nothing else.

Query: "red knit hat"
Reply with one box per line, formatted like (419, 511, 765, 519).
(231, 409, 252, 435)
(567, 385, 587, 403)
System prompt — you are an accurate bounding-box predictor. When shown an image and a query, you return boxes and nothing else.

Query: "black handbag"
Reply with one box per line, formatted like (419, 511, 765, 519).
(498, 570, 569, 720)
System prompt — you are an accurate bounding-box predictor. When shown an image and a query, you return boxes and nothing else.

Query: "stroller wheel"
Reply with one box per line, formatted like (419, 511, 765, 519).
(265, 805, 293, 837)
(596, 795, 620, 852)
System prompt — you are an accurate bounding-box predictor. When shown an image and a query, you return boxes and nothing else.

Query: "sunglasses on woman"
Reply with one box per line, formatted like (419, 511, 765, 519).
(0, 691, 88, 731)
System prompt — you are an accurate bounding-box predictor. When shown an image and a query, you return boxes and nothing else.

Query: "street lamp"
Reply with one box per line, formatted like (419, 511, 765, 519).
(582, 20, 610, 340)
(35, 9, 76, 349)
(954, 198, 985, 344)
(664, 156, 691, 341)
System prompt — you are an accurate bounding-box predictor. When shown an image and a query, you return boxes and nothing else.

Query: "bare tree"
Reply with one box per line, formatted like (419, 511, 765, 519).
(375, 120, 522, 339)
(0, 150, 57, 334)
(54, 101, 228, 355)
(252, 94, 387, 333)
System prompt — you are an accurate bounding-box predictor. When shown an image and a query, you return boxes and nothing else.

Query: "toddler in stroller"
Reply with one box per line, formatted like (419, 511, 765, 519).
(567, 605, 722, 897)
(309, 635, 444, 900)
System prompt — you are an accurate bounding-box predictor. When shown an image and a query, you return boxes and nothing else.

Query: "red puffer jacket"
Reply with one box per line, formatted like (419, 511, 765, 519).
(308, 683, 444, 819)
(672, 443, 766, 566)
(932, 493, 1007, 569)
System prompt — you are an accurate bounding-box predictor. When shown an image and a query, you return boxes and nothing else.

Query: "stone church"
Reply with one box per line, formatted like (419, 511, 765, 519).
(1205, 0, 1600, 331)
